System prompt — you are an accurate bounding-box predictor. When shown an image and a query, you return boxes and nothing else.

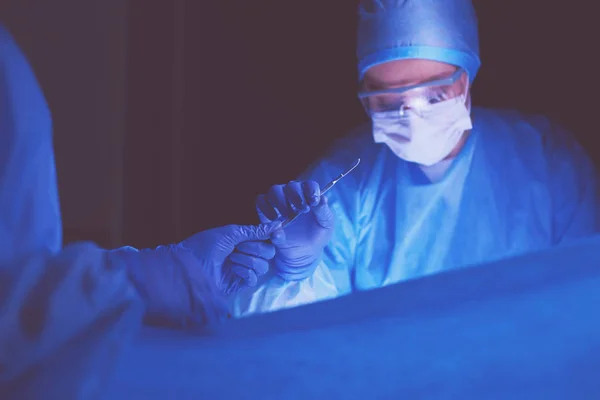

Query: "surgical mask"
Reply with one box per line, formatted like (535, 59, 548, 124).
(372, 95, 472, 166)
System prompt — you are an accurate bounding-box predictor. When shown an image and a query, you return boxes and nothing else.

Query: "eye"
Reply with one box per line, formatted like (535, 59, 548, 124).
(426, 91, 448, 104)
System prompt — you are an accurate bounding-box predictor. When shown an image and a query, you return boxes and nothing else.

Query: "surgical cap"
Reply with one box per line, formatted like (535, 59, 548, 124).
(356, 0, 481, 83)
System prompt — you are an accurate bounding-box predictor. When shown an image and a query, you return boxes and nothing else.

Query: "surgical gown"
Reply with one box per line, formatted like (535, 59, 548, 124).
(0, 24, 143, 398)
(234, 107, 599, 315)
(0, 25, 61, 263)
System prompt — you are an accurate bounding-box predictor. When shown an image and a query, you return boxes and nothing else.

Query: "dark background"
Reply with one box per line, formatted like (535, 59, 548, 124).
(3, 1, 599, 249)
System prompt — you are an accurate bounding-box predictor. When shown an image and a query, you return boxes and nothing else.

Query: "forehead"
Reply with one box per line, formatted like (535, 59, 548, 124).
(363, 59, 458, 88)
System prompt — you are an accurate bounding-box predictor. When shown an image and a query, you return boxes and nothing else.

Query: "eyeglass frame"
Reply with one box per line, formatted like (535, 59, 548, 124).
(357, 67, 466, 100)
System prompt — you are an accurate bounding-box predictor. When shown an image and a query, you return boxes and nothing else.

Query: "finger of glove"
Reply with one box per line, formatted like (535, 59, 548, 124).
(270, 227, 287, 247)
(256, 194, 278, 222)
(229, 252, 270, 276)
(227, 221, 283, 243)
(312, 196, 335, 229)
(302, 180, 321, 207)
(284, 181, 309, 213)
(230, 264, 258, 287)
(267, 184, 294, 218)
(236, 241, 276, 260)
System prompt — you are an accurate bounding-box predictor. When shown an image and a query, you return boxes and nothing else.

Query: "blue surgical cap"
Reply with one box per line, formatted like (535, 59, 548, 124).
(357, 0, 481, 83)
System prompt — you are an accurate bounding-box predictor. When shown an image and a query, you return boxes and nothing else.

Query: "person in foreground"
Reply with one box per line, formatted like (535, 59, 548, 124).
(0, 23, 276, 398)
(232, 0, 600, 315)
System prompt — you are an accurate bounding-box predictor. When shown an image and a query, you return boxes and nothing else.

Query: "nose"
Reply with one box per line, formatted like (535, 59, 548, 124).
(398, 104, 413, 117)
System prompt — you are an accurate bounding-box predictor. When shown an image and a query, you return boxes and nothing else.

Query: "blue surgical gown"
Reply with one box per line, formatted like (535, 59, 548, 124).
(0, 25, 61, 263)
(234, 107, 599, 315)
(0, 24, 144, 398)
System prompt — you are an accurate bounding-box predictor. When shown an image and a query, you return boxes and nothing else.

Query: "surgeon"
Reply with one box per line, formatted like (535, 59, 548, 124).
(232, 0, 600, 315)
(0, 23, 277, 398)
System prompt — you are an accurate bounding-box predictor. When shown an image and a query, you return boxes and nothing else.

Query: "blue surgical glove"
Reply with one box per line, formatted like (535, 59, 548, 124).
(109, 222, 279, 327)
(180, 223, 279, 289)
(256, 180, 335, 281)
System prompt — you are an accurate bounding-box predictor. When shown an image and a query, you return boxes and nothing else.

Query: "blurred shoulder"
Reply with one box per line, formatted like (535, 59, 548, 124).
(0, 23, 19, 53)
(473, 107, 596, 194)
(473, 106, 583, 148)
(473, 106, 592, 162)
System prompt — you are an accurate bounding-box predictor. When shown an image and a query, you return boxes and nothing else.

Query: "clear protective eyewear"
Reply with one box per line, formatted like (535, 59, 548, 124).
(358, 68, 467, 118)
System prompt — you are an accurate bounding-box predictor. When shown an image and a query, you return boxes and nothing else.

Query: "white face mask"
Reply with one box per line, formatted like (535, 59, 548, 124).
(372, 95, 473, 166)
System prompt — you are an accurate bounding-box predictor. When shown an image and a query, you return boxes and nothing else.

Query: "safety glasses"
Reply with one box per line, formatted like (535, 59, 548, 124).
(358, 68, 467, 118)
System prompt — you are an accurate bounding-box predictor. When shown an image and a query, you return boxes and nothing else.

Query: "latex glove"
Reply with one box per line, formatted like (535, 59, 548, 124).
(110, 222, 279, 328)
(180, 222, 280, 290)
(255, 180, 335, 281)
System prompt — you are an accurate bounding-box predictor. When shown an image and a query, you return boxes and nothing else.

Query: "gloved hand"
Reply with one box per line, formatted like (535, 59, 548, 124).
(256, 180, 335, 281)
(110, 222, 280, 328)
(180, 222, 280, 290)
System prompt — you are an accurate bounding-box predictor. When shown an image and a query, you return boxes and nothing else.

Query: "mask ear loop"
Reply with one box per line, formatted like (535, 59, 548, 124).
(460, 73, 474, 145)
(463, 71, 472, 112)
